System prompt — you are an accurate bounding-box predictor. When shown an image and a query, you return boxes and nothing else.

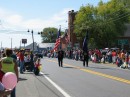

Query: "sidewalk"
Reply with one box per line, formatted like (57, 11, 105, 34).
(16, 71, 64, 97)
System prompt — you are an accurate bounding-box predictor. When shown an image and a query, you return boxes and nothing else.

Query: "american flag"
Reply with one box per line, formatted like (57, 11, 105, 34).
(53, 28, 61, 51)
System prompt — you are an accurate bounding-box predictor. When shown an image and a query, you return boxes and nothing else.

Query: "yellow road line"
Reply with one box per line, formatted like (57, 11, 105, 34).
(47, 59, 130, 84)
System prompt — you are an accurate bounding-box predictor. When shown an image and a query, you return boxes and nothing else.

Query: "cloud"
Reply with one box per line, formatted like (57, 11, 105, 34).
(6, 15, 23, 25)
(0, 7, 74, 48)
(0, 7, 71, 32)
(50, 8, 72, 30)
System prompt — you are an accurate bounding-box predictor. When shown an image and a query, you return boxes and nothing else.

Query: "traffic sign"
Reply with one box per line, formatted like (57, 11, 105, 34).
(22, 39, 27, 44)
(118, 39, 128, 45)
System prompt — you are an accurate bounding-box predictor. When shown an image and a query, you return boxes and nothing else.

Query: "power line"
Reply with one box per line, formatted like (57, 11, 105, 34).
(108, 13, 130, 23)
(104, 4, 129, 17)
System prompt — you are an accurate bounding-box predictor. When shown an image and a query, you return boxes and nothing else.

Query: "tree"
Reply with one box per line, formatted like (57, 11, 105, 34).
(40, 27, 64, 43)
(74, 5, 95, 47)
(117, 0, 130, 7)
(40, 27, 58, 43)
(74, 0, 129, 48)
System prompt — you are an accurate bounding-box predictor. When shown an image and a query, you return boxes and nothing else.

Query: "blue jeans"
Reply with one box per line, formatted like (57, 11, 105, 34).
(11, 87, 15, 97)
(20, 61, 24, 73)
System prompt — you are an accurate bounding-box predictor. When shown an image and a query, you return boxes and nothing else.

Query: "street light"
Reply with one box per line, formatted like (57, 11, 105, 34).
(27, 29, 34, 52)
(38, 31, 42, 35)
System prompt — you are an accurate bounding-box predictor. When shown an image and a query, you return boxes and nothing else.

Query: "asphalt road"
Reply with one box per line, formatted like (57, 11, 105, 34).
(16, 57, 130, 97)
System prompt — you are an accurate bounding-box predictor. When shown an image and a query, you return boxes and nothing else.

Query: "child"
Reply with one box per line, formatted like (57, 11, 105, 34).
(128, 55, 130, 69)
(0, 82, 11, 97)
(34, 58, 41, 75)
(120, 58, 127, 69)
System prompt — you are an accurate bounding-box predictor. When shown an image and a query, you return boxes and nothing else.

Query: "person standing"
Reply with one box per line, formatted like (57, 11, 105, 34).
(58, 49, 64, 67)
(82, 31, 89, 67)
(33, 53, 38, 64)
(30, 51, 34, 72)
(83, 51, 89, 67)
(0, 49, 19, 97)
(19, 50, 24, 74)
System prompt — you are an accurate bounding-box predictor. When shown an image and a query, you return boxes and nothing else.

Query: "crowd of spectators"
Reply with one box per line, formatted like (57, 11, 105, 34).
(45, 48, 130, 69)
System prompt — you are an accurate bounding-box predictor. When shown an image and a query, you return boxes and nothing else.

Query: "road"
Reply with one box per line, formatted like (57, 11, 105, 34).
(16, 57, 130, 97)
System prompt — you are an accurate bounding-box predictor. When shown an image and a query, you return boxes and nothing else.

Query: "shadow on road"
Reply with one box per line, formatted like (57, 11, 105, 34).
(62, 66, 75, 69)
(89, 66, 114, 70)
(18, 77, 27, 81)
(35, 73, 50, 77)
(23, 72, 34, 74)
(43, 73, 49, 76)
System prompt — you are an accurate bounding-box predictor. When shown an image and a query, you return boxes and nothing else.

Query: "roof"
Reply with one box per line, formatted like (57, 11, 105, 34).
(24, 42, 38, 51)
(38, 43, 55, 48)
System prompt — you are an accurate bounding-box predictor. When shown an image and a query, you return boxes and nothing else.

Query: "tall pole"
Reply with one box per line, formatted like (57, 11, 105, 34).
(86, 30, 88, 51)
(11, 38, 12, 49)
(59, 25, 61, 50)
(28, 29, 35, 52)
(24, 43, 25, 49)
(83, 29, 89, 53)
(31, 30, 34, 52)
(20, 40, 21, 49)
(1, 41, 2, 50)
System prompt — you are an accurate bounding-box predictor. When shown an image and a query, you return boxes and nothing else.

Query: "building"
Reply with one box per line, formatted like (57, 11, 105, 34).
(67, 10, 130, 50)
(37, 43, 55, 53)
(117, 24, 130, 50)
(24, 42, 38, 51)
(68, 10, 78, 49)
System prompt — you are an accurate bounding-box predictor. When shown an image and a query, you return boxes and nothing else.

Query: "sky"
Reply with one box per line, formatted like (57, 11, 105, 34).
(0, 0, 109, 48)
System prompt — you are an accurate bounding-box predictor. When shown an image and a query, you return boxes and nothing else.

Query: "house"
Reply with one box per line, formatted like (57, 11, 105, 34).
(24, 42, 38, 51)
(117, 24, 130, 50)
(37, 43, 55, 53)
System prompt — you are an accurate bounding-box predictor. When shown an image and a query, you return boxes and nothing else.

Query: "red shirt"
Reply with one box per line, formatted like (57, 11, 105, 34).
(19, 52, 24, 61)
(35, 63, 40, 67)
(112, 51, 116, 56)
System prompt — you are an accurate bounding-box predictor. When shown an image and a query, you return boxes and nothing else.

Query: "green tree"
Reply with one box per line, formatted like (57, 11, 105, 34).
(40, 27, 58, 43)
(74, 0, 129, 48)
(40, 27, 64, 43)
(117, 0, 130, 7)
(74, 5, 95, 46)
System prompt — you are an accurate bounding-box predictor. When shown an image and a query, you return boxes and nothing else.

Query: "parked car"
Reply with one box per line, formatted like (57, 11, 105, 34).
(100, 49, 108, 55)
(111, 48, 120, 51)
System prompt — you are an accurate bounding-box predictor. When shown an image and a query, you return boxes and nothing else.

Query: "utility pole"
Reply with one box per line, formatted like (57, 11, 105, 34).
(11, 38, 12, 49)
(1, 41, 2, 50)
(59, 25, 61, 50)
(20, 40, 21, 49)
(31, 30, 34, 52)
(28, 29, 34, 52)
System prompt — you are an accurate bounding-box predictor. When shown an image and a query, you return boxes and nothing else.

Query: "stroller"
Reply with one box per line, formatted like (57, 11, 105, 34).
(24, 61, 31, 71)
(24, 55, 31, 71)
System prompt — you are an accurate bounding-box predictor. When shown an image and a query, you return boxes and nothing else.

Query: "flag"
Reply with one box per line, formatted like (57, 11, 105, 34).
(64, 29, 69, 44)
(53, 28, 61, 51)
(65, 33, 69, 44)
(83, 31, 88, 52)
